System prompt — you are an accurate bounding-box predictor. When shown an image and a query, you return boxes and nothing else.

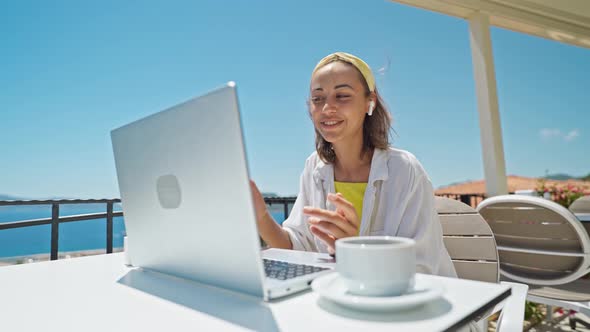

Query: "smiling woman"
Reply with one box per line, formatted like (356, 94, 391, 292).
(308, 53, 390, 166)
(249, 52, 457, 277)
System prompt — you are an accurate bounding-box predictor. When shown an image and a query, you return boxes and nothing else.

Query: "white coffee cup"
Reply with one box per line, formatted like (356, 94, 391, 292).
(335, 236, 416, 296)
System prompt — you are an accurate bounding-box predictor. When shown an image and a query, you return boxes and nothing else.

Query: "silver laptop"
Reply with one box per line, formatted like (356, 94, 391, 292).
(111, 82, 332, 300)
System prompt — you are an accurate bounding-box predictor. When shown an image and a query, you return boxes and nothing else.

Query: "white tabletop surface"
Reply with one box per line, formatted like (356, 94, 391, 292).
(0, 252, 511, 332)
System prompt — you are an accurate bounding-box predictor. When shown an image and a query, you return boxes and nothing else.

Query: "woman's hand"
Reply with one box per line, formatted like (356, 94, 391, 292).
(250, 179, 292, 249)
(249, 180, 269, 225)
(303, 193, 360, 254)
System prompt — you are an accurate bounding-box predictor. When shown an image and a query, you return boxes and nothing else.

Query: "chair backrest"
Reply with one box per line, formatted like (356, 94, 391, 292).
(435, 196, 499, 283)
(477, 195, 590, 286)
(570, 195, 590, 214)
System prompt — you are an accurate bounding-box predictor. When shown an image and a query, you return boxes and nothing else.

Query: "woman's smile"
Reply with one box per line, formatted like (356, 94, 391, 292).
(320, 119, 344, 129)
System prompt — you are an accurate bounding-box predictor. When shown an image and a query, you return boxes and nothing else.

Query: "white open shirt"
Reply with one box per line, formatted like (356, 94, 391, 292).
(282, 147, 457, 278)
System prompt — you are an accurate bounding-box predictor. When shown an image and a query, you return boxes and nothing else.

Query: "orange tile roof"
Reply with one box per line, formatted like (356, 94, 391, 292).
(435, 175, 590, 195)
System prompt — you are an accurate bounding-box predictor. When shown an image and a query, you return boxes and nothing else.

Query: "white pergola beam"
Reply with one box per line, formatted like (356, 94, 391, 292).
(391, 0, 590, 49)
(468, 12, 508, 196)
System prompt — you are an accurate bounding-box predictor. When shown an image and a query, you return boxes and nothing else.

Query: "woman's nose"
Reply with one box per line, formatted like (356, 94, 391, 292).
(322, 100, 336, 113)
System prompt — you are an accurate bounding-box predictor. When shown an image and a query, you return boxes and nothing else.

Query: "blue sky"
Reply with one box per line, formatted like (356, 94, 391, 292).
(1, 0, 588, 198)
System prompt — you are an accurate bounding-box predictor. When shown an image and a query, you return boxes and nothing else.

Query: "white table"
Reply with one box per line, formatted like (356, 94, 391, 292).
(0, 253, 511, 332)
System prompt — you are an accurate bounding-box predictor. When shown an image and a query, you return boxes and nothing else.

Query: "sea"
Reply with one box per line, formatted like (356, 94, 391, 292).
(0, 204, 288, 259)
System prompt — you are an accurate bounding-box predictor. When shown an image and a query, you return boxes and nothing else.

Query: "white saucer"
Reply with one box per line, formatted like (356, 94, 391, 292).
(311, 272, 445, 312)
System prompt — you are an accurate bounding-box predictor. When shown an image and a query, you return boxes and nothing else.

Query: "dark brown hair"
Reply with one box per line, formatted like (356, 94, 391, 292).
(312, 61, 392, 164)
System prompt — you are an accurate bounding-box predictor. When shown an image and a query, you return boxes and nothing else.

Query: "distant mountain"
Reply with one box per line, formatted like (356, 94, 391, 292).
(0, 195, 122, 213)
(544, 173, 590, 181)
(544, 173, 577, 181)
(0, 194, 73, 201)
(0, 194, 22, 201)
(262, 192, 279, 198)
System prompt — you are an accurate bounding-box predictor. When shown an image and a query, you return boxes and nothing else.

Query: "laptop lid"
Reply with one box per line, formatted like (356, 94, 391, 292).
(111, 82, 267, 298)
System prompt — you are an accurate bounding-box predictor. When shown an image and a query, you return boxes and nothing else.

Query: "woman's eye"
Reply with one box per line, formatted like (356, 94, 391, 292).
(336, 95, 351, 99)
(311, 96, 325, 104)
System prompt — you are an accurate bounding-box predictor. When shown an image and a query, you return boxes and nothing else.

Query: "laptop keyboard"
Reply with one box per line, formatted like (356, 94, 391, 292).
(263, 259, 330, 280)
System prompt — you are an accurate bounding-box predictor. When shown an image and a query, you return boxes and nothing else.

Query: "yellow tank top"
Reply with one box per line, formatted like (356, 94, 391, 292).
(334, 181, 367, 234)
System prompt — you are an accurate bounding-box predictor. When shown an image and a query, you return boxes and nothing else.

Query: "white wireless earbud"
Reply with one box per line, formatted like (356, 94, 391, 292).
(368, 101, 375, 116)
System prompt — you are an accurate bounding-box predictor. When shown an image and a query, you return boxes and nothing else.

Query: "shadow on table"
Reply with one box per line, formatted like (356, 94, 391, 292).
(118, 269, 280, 332)
(317, 297, 452, 322)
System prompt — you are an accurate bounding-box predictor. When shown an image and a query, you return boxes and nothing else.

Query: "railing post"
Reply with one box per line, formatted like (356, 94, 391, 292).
(460, 194, 472, 207)
(50, 203, 59, 260)
(283, 200, 289, 220)
(106, 201, 114, 254)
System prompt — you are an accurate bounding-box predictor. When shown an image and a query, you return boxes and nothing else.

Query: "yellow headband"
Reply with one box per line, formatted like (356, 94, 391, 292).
(312, 52, 375, 92)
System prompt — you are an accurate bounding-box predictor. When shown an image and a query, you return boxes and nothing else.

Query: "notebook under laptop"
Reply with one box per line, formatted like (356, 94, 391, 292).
(110, 82, 332, 300)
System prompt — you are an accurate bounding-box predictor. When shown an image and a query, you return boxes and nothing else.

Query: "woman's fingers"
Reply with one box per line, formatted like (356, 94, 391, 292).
(327, 193, 359, 228)
(303, 207, 357, 236)
(304, 194, 361, 251)
(310, 225, 336, 254)
(307, 218, 347, 239)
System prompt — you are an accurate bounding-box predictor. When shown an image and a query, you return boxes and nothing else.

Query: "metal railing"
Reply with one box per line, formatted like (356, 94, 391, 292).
(0, 197, 297, 261)
(264, 196, 296, 220)
(0, 199, 123, 260)
(0, 194, 488, 261)
(436, 193, 487, 208)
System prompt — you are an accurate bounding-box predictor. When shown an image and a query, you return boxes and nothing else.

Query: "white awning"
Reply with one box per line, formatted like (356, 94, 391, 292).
(392, 0, 590, 49)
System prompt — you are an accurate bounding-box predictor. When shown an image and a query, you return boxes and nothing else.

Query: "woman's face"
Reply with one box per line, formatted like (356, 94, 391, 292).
(309, 61, 371, 145)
